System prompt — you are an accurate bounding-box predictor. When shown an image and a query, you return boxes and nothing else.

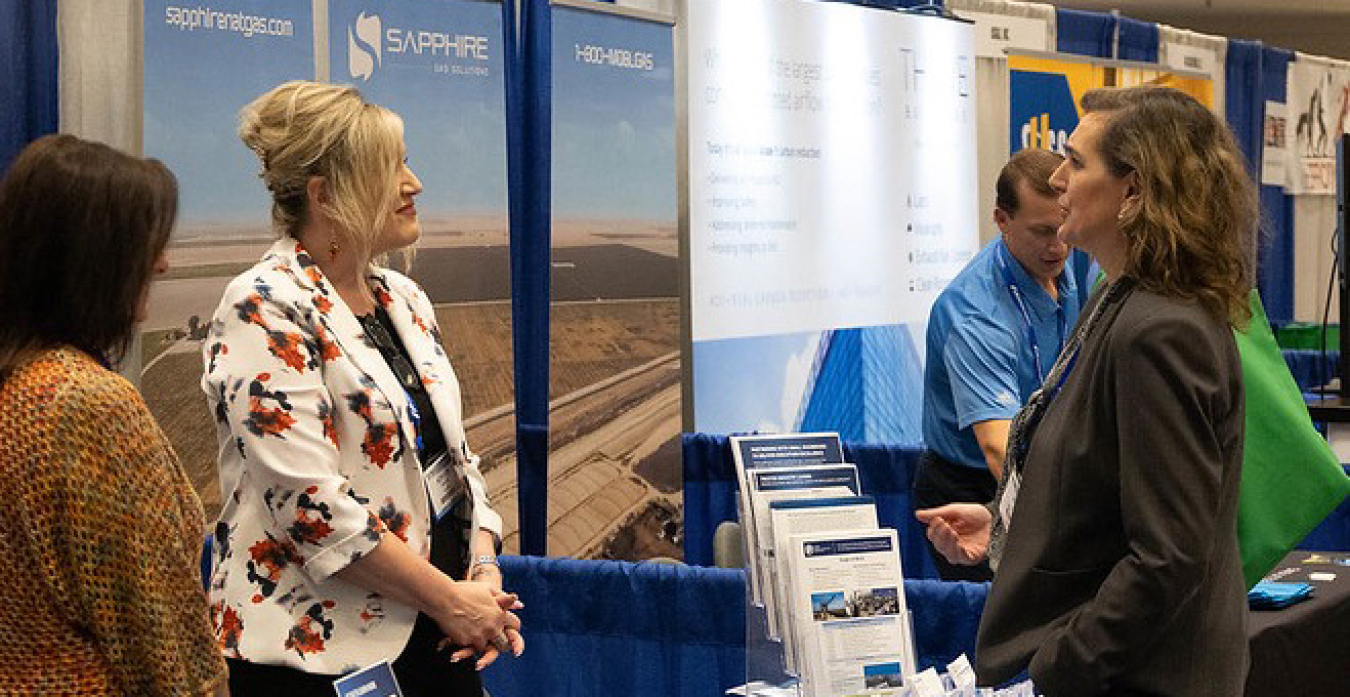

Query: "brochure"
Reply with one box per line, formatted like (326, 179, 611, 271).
(729, 432, 845, 603)
(767, 495, 877, 670)
(750, 463, 862, 628)
(783, 529, 916, 697)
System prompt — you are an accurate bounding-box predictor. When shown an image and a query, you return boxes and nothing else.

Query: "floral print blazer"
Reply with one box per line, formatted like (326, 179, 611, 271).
(201, 239, 501, 674)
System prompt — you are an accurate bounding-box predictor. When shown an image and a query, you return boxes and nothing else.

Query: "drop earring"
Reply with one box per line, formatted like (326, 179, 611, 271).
(329, 235, 340, 260)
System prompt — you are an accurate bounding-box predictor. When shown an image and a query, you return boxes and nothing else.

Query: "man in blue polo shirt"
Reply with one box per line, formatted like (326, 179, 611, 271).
(917, 149, 1079, 581)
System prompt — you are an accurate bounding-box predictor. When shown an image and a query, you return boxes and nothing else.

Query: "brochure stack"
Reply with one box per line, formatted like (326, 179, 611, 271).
(728, 433, 917, 697)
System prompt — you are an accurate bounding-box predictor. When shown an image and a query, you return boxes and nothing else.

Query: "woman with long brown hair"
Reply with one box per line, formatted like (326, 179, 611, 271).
(0, 134, 227, 695)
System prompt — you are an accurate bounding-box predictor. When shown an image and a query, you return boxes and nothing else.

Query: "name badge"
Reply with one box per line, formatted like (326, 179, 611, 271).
(997, 469, 1022, 528)
(423, 452, 465, 522)
(332, 660, 403, 697)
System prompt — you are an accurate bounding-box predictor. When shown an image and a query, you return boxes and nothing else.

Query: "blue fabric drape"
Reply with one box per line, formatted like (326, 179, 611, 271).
(480, 555, 988, 697)
(1299, 466, 1350, 552)
(0, 0, 58, 172)
(1116, 16, 1159, 63)
(681, 434, 941, 579)
(1283, 349, 1341, 393)
(1226, 40, 1298, 325)
(1056, 7, 1115, 58)
(502, 0, 553, 556)
(1262, 48, 1296, 323)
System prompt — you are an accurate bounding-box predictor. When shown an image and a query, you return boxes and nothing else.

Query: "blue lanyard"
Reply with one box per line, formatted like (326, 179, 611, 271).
(403, 391, 424, 454)
(995, 244, 1063, 382)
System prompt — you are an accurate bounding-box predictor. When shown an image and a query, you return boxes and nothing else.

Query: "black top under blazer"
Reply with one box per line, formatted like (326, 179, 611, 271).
(976, 284, 1248, 697)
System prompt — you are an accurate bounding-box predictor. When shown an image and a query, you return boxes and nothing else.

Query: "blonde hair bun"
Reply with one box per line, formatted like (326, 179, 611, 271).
(239, 80, 404, 264)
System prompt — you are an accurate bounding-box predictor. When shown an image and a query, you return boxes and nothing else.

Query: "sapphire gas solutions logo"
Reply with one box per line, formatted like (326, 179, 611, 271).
(348, 12, 381, 81)
(347, 10, 490, 81)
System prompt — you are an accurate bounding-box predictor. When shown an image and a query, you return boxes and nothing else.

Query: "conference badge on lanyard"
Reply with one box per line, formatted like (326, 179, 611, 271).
(997, 468, 1022, 530)
(423, 451, 467, 522)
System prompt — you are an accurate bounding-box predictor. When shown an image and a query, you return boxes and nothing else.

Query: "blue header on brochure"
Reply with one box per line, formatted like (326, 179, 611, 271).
(802, 536, 894, 557)
(770, 496, 874, 510)
(753, 466, 859, 492)
(735, 433, 845, 469)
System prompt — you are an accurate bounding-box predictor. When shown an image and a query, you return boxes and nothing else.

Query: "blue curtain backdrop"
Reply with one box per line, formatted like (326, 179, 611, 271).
(1056, 8, 1115, 58)
(1116, 16, 1159, 63)
(1225, 40, 1297, 324)
(1260, 48, 1296, 324)
(1055, 8, 1157, 62)
(0, 0, 58, 172)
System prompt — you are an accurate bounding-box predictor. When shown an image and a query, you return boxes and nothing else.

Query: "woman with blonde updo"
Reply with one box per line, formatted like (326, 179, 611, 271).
(918, 86, 1255, 695)
(202, 81, 519, 696)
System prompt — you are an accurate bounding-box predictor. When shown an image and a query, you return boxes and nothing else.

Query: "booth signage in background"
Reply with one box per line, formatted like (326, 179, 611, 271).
(1008, 52, 1214, 158)
(142, 0, 314, 521)
(324, 0, 515, 477)
(953, 10, 1048, 60)
(546, 3, 679, 561)
(1285, 58, 1350, 195)
(685, 0, 978, 444)
(1263, 100, 1290, 188)
(1161, 41, 1217, 77)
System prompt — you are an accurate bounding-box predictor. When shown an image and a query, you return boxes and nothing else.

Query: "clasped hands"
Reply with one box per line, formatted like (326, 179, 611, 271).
(433, 576, 525, 670)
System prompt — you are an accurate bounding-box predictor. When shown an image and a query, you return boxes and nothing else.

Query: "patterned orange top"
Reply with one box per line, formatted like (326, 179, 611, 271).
(0, 347, 227, 695)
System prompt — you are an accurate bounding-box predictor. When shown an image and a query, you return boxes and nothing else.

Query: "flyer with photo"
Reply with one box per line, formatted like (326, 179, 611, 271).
(783, 529, 916, 696)
(767, 495, 877, 673)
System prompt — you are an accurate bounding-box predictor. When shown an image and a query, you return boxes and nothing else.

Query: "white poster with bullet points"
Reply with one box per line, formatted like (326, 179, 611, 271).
(685, 0, 978, 436)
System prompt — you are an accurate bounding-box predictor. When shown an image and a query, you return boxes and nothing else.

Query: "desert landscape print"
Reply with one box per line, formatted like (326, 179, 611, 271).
(142, 215, 683, 560)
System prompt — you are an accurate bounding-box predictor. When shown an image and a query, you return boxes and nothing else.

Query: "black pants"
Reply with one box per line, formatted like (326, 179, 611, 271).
(913, 450, 997, 582)
(226, 613, 483, 696)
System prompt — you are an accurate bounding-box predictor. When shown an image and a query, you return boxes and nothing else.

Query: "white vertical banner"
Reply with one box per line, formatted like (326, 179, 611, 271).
(1285, 54, 1350, 195)
(684, 0, 978, 436)
(687, 0, 977, 342)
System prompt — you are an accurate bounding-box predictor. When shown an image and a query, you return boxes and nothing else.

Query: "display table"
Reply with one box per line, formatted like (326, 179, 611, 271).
(1245, 551, 1350, 697)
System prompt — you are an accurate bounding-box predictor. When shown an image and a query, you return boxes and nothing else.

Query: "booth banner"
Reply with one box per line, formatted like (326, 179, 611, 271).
(327, 0, 509, 270)
(1262, 100, 1289, 188)
(1009, 53, 1214, 156)
(546, 4, 680, 560)
(142, 0, 314, 523)
(145, 0, 312, 251)
(330, 0, 522, 547)
(1284, 57, 1350, 195)
(685, 0, 978, 442)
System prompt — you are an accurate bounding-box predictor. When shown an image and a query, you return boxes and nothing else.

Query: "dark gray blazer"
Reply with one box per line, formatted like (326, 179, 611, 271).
(975, 286, 1248, 696)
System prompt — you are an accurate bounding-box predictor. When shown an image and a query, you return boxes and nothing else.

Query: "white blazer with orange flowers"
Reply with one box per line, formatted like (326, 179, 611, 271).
(201, 239, 501, 674)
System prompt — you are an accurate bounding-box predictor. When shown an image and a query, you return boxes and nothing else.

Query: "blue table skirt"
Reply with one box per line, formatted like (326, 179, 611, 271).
(482, 555, 987, 697)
